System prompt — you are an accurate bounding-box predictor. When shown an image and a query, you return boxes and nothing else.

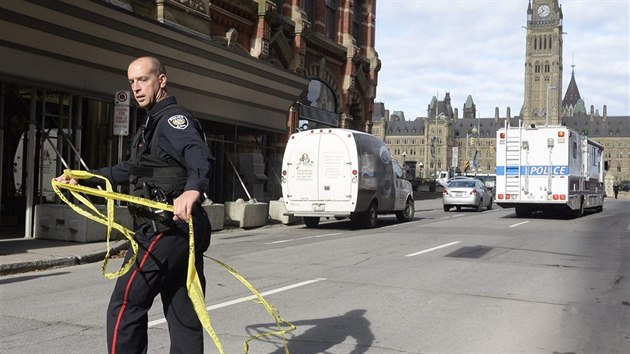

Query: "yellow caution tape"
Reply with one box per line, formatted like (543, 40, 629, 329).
(52, 169, 295, 354)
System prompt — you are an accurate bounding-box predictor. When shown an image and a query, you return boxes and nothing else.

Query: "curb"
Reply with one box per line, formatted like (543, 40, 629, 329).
(0, 240, 130, 276)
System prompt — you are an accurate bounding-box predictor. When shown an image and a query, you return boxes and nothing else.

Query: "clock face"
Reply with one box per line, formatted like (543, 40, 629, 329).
(538, 4, 550, 18)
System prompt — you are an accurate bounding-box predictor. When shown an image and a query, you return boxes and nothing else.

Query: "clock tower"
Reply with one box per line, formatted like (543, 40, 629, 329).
(522, 0, 563, 126)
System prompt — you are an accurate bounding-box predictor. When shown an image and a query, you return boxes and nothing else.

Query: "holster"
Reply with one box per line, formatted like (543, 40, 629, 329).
(128, 183, 176, 233)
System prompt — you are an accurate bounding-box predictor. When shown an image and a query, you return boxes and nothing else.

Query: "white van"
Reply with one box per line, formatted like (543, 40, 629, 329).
(281, 128, 415, 228)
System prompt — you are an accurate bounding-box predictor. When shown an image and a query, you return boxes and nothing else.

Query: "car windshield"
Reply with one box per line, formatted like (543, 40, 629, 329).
(449, 180, 476, 188)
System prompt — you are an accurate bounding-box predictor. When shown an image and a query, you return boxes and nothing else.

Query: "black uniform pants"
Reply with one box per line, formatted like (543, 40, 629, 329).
(107, 208, 211, 354)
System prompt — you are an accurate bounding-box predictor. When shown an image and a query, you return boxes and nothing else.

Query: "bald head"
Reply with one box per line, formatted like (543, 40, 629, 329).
(127, 56, 169, 109)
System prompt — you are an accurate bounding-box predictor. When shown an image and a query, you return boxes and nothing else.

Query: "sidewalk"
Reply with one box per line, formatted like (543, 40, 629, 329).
(0, 228, 130, 276)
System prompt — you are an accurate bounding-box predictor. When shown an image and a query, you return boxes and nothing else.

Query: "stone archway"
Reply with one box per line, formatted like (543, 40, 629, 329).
(304, 60, 341, 116)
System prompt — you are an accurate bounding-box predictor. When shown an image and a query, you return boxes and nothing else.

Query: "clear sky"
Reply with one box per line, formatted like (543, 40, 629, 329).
(374, 0, 630, 119)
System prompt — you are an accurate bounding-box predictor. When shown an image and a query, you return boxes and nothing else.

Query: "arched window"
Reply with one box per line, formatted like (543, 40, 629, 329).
(304, 80, 336, 112)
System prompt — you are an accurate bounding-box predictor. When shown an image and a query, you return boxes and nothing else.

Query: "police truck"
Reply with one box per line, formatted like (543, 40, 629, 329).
(495, 122, 605, 218)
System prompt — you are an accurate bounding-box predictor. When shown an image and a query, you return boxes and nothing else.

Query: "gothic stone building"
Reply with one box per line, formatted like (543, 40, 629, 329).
(0, 0, 379, 233)
(372, 0, 630, 184)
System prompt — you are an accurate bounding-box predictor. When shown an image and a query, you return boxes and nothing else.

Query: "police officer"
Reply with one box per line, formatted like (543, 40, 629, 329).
(56, 56, 212, 354)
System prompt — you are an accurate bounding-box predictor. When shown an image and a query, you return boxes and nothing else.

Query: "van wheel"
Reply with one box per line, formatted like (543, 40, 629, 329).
(361, 203, 378, 229)
(396, 198, 415, 222)
(303, 217, 320, 228)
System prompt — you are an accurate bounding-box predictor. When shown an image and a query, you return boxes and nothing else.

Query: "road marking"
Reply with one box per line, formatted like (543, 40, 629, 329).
(312, 232, 343, 238)
(509, 221, 530, 228)
(452, 214, 465, 217)
(266, 233, 342, 244)
(383, 223, 400, 228)
(148, 278, 327, 327)
(405, 241, 460, 257)
(266, 239, 294, 244)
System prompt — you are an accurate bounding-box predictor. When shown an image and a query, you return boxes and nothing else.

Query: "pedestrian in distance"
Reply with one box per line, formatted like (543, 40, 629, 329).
(55, 56, 213, 354)
(613, 184, 619, 199)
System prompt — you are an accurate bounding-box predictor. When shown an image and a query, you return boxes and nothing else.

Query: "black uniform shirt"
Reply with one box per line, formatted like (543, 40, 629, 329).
(94, 97, 211, 195)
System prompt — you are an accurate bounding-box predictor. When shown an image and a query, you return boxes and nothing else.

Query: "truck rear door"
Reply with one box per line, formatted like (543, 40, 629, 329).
(317, 132, 354, 201)
(285, 131, 354, 202)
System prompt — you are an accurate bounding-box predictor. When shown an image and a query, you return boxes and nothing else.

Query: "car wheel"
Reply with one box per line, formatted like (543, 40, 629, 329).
(487, 198, 493, 210)
(303, 217, 320, 228)
(456, 206, 462, 212)
(396, 198, 415, 222)
(476, 200, 483, 212)
(361, 202, 378, 229)
(443, 205, 450, 212)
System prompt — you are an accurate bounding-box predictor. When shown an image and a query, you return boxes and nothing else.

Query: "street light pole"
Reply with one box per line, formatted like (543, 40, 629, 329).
(465, 132, 471, 162)
(546, 85, 557, 126)
(402, 151, 407, 178)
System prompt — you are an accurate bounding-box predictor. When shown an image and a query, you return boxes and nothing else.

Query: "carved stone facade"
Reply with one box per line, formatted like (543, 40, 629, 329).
(373, 97, 630, 183)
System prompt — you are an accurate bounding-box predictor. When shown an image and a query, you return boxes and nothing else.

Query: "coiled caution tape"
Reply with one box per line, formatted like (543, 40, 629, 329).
(52, 169, 295, 354)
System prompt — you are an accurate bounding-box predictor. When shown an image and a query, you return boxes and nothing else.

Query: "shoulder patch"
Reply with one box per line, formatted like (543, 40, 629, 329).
(167, 115, 189, 129)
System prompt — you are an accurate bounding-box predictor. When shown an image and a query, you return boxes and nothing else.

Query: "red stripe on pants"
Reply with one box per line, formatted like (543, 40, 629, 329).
(111, 233, 163, 354)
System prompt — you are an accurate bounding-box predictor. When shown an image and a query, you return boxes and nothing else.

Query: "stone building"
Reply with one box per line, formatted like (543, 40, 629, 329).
(372, 0, 630, 184)
(0, 0, 380, 233)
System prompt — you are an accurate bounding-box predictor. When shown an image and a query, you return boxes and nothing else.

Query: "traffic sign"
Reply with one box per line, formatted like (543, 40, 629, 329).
(113, 91, 130, 136)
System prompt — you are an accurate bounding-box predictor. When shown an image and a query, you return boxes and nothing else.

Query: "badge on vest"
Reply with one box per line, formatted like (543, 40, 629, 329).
(167, 115, 189, 129)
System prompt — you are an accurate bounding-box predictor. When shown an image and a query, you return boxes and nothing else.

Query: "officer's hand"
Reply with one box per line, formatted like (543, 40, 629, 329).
(173, 190, 200, 222)
(54, 174, 78, 185)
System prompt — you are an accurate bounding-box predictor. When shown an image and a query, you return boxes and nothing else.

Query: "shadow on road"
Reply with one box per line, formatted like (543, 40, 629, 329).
(246, 309, 375, 354)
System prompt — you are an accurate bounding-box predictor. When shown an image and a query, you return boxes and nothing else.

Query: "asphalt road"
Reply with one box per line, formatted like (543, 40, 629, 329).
(1, 199, 629, 353)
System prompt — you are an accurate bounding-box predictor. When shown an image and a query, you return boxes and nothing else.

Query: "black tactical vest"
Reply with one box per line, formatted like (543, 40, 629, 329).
(128, 106, 189, 201)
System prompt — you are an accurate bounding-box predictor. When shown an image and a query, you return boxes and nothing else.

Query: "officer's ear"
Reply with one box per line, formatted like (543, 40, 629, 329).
(158, 73, 167, 89)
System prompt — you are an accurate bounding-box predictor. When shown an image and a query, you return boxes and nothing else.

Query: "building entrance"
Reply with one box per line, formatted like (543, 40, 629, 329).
(0, 82, 128, 237)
